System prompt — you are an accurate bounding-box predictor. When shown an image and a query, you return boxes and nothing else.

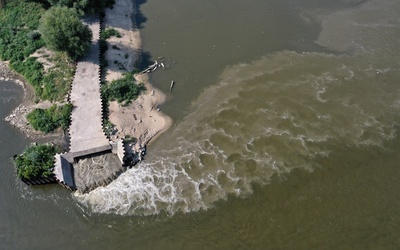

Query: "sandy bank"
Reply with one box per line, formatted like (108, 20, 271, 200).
(104, 0, 172, 152)
(108, 74, 172, 150)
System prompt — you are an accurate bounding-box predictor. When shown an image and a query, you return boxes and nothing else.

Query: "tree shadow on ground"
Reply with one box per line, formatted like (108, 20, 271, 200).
(98, 41, 154, 77)
(133, 0, 154, 71)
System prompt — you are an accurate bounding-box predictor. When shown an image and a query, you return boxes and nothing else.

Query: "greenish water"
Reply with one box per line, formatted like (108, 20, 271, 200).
(2, 0, 400, 248)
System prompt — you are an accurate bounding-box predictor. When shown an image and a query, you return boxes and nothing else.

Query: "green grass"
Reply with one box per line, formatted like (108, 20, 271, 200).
(41, 52, 75, 101)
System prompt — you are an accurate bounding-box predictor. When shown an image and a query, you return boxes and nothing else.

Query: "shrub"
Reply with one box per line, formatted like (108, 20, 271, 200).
(100, 28, 121, 40)
(102, 73, 146, 106)
(15, 144, 61, 179)
(27, 104, 73, 133)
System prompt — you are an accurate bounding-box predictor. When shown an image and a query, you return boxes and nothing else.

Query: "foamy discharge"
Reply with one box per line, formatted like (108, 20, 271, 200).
(75, 0, 400, 215)
(75, 52, 399, 215)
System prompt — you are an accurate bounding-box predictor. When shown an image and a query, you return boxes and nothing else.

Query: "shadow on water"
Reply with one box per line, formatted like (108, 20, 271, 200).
(136, 50, 153, 71)
(133, 0, 153, 71)
(134, 0, 148, 29)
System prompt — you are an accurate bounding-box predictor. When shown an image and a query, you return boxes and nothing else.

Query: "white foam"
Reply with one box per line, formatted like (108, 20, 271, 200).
(75, 9, 400, 214)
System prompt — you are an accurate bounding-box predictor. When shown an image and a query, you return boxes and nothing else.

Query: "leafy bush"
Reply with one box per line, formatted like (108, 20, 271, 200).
(100, 28, 121, 40)
(39, 6, 92, 60)
(27, 104, 73, 133)
(15, 144, 61, 179)
(102, 73, 146, 106)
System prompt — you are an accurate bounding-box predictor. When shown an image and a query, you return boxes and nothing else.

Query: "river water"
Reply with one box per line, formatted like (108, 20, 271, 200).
(2, 0, 400, 248)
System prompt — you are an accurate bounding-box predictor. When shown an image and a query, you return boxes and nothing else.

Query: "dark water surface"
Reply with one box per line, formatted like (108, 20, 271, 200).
(2, 0, 400, 248)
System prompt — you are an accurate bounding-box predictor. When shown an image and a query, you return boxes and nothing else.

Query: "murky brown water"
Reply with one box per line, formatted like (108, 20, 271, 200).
(2, 0, 400, 248)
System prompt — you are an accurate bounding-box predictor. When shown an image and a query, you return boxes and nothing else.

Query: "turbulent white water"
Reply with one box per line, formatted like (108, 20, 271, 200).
(75, 0, 400, 215)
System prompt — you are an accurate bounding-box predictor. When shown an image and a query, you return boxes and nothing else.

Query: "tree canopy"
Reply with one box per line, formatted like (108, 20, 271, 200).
(39, 6, 92, 60)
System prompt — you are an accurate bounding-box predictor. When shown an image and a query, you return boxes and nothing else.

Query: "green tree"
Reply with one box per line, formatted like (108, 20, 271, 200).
(39, 6, 92, 60)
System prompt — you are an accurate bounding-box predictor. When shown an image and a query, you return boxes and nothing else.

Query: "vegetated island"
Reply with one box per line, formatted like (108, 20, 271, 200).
(0, 0, 172, 192)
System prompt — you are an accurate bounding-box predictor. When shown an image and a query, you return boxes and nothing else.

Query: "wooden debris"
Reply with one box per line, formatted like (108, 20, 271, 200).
(140, 58, 167, 74)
